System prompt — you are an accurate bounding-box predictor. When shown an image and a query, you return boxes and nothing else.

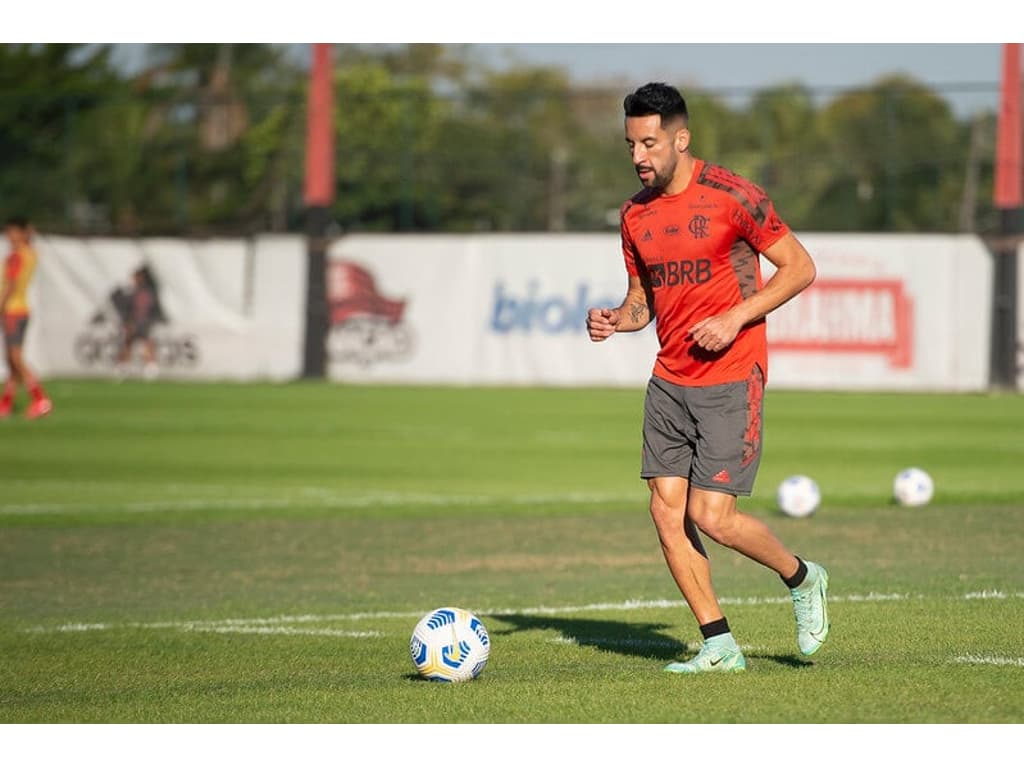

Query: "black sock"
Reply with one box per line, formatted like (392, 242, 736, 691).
(782, 557, 808, 589)
(699, 617, 731, 640)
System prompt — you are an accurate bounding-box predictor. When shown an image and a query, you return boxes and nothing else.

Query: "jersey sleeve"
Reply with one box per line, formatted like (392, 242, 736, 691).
(731, 189, 790, 254)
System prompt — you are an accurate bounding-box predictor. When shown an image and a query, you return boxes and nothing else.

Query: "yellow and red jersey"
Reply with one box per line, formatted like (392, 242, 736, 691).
(621, 159, 789, 386)
(2, 244, 38, 317)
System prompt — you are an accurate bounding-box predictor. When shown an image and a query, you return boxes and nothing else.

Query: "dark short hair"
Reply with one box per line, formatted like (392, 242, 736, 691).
(4, 215, 30, 229)
(623, 82, 688, 123)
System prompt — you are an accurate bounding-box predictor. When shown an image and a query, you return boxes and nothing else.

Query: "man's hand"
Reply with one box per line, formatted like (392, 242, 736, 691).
(687, 310, 743, 353)
(587, 307, 621, 342)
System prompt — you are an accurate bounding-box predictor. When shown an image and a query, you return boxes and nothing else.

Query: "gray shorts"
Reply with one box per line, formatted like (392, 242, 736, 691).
(641, 367, 764, 496)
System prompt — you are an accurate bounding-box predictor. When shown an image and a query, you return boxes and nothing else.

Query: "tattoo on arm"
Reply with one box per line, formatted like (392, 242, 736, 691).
(629, 301, 647, 324)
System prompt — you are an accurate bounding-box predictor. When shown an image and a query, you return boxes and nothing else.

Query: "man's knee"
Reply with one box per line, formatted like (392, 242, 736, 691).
(648, 478, 685, 532)
(688, 491, 738, 544)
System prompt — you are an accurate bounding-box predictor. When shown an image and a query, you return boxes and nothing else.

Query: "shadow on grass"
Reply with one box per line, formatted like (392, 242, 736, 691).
(490, 615, 818, 669)
(489, 614, 686, 661)
(746, 652, 814, 669)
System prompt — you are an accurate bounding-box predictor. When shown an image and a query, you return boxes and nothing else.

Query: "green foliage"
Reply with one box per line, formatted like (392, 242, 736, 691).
(815, 77, 965, 231)
(333, 62, 450, 230)
(0, 45, 1001, 236)
(0, 44, 121, 229)
(743, 84, 824, 225)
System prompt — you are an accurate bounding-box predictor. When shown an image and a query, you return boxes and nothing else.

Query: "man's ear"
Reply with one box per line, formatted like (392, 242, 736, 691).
(675, 128, 691, 154)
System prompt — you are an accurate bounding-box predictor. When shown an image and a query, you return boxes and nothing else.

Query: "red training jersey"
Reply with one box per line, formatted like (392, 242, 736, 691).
(2, 245, 37, 318)
(621, 159, 789, 386)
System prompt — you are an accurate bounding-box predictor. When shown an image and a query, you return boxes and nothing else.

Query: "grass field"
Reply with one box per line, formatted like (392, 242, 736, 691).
(1, 380, 1022, 740)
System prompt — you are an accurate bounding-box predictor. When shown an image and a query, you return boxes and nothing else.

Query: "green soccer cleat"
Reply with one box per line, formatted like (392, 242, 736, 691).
(663, 642, 747, 674)
(791, 561, 830, 656)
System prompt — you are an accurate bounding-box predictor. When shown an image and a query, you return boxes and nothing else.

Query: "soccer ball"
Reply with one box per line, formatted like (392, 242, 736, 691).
(893, 467, 934, 507)
(777, 474, 821, 518)
(409, 607, 490, 682)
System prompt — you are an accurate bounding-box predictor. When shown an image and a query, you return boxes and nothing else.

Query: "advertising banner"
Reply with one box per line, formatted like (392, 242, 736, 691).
(767, 234, 992, 391)
(326, 234, 660, 387)
(17, 235, 306, 381)
(327, 233, 993, 391)
(7, 231, 994, 390)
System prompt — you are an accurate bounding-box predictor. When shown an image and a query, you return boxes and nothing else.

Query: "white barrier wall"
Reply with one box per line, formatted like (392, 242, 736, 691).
(325, 234, 659, 387)
(327, 233, 994, 391)
(769, 234, 992, 391)
(9, 231, 995, 390)
(19, 235, 307, 381)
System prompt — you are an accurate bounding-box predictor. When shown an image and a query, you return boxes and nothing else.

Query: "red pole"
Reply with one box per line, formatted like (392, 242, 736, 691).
(991, 43, 1022, 390)
(994, 43, 1022, 210)
(305, 43, 335, 207)
(302, 43, 334, 378)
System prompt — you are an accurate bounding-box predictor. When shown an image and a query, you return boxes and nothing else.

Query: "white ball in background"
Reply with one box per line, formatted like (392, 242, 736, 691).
(777, 474, 821, 518)
(893, 467, 934, 507)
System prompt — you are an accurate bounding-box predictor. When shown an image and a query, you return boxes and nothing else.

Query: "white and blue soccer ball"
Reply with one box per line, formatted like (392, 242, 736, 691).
(777, 474, 821, 518)
(410, 607, 490, 682)
(893, 467, 934, 507)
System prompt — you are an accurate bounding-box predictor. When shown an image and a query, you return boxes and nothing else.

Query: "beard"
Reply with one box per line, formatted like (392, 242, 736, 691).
(637, 157, 677, 190)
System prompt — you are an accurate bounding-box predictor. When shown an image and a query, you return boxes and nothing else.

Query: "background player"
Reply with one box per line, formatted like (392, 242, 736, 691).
(1, 216, 52, 419)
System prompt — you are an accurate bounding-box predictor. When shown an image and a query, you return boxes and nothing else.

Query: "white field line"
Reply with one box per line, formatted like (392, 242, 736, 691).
(24, 591, 1023, 637)
(0, 490, 644, 516)
(192, 626, 383, 638)
(952, 654, 1024, 668)
(964, 590, 1022, 599)
(28, 620, 385, 639)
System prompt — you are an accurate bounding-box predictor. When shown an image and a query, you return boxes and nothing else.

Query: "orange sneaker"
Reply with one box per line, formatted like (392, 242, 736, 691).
(26, 397, 52, 420)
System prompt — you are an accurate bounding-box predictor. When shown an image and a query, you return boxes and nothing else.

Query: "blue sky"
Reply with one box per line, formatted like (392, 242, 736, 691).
(17, 3, 1012, 117)
(104, 42, 1007, 118)
(476, 44, 1002, 89)
(471, 44, 1006, 117)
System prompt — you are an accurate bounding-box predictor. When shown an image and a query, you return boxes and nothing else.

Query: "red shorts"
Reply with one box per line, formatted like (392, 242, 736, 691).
(3, 314, 28, 347)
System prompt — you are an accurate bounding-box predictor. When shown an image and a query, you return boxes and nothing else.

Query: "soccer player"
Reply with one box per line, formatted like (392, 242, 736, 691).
(587, 82, 828, 673)
(1, 216, 52, 419)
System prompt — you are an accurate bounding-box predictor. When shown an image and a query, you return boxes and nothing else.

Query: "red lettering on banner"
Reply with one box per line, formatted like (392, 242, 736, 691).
(769, 280, 913, 368)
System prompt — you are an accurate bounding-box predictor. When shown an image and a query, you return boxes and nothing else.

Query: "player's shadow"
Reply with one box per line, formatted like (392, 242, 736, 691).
(490, 614, 686, 661)
(490, 614, 817, 668)
(748, 652, 813, 669)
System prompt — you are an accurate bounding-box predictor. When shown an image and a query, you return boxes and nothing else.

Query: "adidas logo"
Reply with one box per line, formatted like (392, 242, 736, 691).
(712, 468, 731, 483)
(641, 229, 653, 242)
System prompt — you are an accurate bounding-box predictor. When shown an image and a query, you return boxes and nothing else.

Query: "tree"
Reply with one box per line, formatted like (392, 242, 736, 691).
(0, 44, 121, 231)
(445, 67, 581, 231)
(331, 59, 451, 231)
(742, 84, 824, 229)
(0, 44, 997, 237)
(813, 75, 967, 231)
(132, 44, 306, 234)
